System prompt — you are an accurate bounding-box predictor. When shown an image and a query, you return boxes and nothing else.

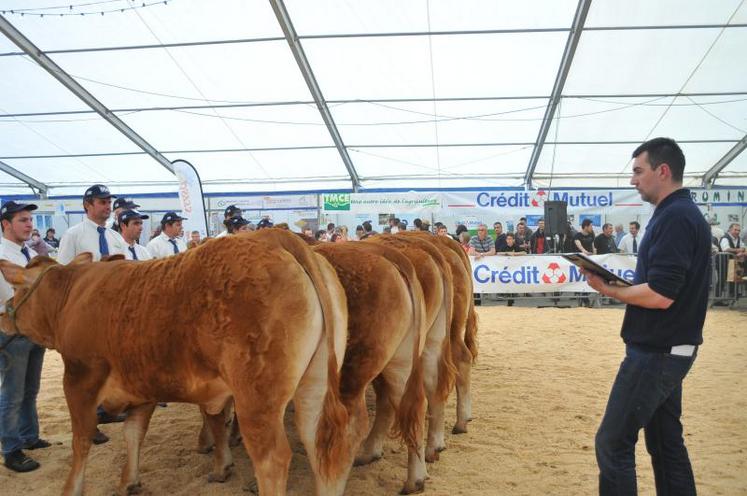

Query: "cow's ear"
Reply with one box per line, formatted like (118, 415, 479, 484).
(70, 253, 94, 265)
(0, 260, 32, 288)
(101, 254, 125, 262)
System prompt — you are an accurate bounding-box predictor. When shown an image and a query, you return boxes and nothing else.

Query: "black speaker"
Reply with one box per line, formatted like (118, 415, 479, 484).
(544, 200, 568, 236)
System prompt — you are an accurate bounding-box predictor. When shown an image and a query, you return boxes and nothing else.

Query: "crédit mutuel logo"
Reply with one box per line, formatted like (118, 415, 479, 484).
(541, 262, 567, 284)
(476, 189, 613, 208)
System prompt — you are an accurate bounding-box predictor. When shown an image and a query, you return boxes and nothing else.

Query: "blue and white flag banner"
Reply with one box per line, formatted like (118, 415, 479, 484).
(471, 254, 637, 294)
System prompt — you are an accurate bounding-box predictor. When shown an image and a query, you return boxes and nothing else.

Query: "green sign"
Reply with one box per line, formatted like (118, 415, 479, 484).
(323, 193, 351, 211)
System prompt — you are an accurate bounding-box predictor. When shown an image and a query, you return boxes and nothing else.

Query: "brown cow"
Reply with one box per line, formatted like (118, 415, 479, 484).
(401, 232, 479, 437)
(364, 235, 458, 465)
(0, 231, 353, 496)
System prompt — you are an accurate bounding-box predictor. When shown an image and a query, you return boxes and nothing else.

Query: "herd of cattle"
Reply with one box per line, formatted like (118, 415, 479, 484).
(0, 228, 478, 496)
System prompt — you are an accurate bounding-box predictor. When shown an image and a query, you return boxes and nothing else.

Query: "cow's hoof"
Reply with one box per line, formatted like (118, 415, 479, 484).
(126, 482, 142, 495)
(242, 478, 259, 494)
(425, 450, 440, 463)
(452, 423, 468, 435)
(436, 445, 446, 453)
(400, 479, 425, 494)
(197, 444, 214, 454)
(353, 452, 382, 466)
(207, 465, 232, 483)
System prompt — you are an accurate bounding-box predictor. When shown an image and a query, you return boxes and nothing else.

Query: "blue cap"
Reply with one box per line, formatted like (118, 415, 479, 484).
(84, 184, 116, 200)
(161, 211, 187, 224)
(257, 218, 273, 229)
(118, 209, 150, 224)
(113, 198, 140, 210)
(0, 201, 38, 220)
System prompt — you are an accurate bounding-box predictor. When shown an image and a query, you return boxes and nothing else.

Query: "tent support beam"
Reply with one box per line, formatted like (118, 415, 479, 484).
(269, 0, 361, 191)
(0, 14, 174, 175)
(702, 134, 747, 187)
(524, 0, 591, 189)
(0, 160, 48, 197)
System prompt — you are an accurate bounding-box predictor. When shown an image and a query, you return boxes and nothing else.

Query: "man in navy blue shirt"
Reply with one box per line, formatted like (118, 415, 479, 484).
(583, 137, 710, 496)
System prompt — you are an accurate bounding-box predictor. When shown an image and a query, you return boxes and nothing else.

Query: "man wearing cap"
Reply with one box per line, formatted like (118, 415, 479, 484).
(57, 184, 127, 265)
(215, 205, 242, 238)
(109, 197, 141, 234)
(225, 216, 251, 235)
(0, 201, 51, 472)
(119, 210, 152, 261)
(146, 212, 188, 258)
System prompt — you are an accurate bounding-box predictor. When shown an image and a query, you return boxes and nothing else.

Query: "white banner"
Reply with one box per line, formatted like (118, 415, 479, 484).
(470, 254, 637, 294)
(322, 192, 441, 213)
(173, 159, 209, 240)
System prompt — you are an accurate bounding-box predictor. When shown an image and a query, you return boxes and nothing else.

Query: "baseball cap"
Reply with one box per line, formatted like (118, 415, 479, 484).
(118, 209, 150, 224)
(256, 218, 274, 229)
(83, 184, 116, 200)
(224, 205, 242, 218)
(161, 211, 187, 224)
(227, 216, 250, 229)
(113, 198, 140, 210)
(0, 201, 38, 220)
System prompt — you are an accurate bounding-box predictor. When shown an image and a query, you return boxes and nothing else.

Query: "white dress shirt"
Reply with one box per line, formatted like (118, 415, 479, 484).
(215, 230, 229, 238)
(124, 242, 153, 261)
(57, 217, 126, 264)
(0, 238, 38, 314)
(618, 232, 642, 254)
(146, 232, 187, 259)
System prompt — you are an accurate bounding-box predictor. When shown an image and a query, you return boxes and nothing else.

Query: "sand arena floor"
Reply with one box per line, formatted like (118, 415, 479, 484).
(2, 306, 746, 495)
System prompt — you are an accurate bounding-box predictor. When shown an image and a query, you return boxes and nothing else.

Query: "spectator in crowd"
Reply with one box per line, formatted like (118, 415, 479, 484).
(468, 224, 495, 259)
(574, 219, 595, 255)
(26, 230, 52, 257)
(459, 231, 471, 253)
(436, 225, 449, 237)
(190, 230, 201, 246)
(257, 218, 274, 230)
(147, 212, 188, 258)
(519, 217, 533, 238)
(361, 220, 376, 239)
(720, 223, 745, 256)
(43, 228, 59, 249)
(216, 205, 242, 238)
(302, 227, 314, 239)
(455, 224, 468, 237)
(421, 220, 432, 233)
(119, 210, 152, 261)
(530, 219, 555, 254)
(338, 225, 350, 241)
(57, 184, 127, 444)
(594, 223, 619, 255)
(515, 222, 531, 253)
(326, 223, 336, 239)
(314, 229, 326, 241)
(614, 224, 626, 247)
(0, 201, 51, 473)
(354, 225, 365, 240)
(493, 222, 508, 252)
(584, 137, 708, 496)
(398, 221, 407, 232)
(413, 218, 423, 231)
(500, 233, 526, 255)
(110, 197, 140, 234)
(618, 221, 641, 255)
(388, 217, 401, 234)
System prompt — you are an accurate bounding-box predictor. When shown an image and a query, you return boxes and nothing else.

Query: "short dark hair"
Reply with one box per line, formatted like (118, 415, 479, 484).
(362, 221, 373, 233)
(506, 232, 515, 239)
(632, 137, 685, 183)
(413, 218, 423, 229)
(603, 222, 612, 230)
(581, 219, 593, 228)
(455, 224, 468, 235)
(493, 221, 502, 228)
(46, 228, 55, 234)
(629, 221, 640, 230)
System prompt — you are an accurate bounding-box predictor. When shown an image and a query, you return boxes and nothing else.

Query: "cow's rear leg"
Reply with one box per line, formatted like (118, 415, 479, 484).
(234, 396, 291, 496)
(228, 410, 242, 447)
(61, 361, 107, 496)
(453, 347, 473, 434)
(197, 406, 214, 454)
(204, 407, 234, 483)
(117, 403, 156, 495)
(354, 377, 394, 466)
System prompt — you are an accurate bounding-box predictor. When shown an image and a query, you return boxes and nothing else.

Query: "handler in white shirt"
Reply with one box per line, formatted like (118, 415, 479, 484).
(618, 221, 642, 255)
(118, 210, 152, 261)
(147, 212, 188, 258)
(57, 184, 126, 264)
(0, 201, 50, 473)
(215, 204, 242, 238)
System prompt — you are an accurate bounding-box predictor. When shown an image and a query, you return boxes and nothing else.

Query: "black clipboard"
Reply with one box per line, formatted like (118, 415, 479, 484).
(560, 253, 633, 287)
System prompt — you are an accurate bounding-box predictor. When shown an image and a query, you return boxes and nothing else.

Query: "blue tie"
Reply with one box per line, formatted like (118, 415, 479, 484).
(128, 246, 138, 260)
(97, 226, 109, 256)
(168, 239, 179, 254)
(20, 246, 31, 263)
(632, 236, 637, 254)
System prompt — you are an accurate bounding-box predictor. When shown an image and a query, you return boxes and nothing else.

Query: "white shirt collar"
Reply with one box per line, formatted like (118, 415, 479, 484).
(1, 237, 24, 251)
(84, 217, 106, 230)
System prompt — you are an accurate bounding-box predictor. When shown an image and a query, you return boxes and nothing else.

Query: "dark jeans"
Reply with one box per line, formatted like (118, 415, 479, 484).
(596, 344, 697, 496)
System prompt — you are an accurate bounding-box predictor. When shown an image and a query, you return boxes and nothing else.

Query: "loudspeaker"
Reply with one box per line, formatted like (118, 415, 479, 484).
(544, 200, 568, 236)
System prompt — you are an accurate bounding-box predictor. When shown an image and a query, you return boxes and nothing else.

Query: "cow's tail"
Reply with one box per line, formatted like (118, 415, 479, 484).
(465, 300, 479, 362)
(250, 229, 349, 480)
(436, 266, 458, 401)
(374, 246, 428, 454)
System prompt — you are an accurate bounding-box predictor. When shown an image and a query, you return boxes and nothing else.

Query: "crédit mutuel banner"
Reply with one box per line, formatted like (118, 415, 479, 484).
(471, 254, 637, 294)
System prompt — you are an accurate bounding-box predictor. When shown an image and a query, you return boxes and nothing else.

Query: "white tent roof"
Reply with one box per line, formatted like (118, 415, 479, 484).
(1, 0, 745, 196)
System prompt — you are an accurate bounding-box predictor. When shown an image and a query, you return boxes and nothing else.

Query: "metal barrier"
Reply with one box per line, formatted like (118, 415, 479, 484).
(710, 252, 745, 308)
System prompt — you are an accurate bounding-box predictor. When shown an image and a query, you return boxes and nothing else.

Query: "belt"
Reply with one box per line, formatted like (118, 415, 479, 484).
(629, 343, 697, 357)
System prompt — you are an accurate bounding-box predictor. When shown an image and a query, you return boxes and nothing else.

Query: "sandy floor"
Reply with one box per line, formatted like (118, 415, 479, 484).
(2, 306, 746, 495)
